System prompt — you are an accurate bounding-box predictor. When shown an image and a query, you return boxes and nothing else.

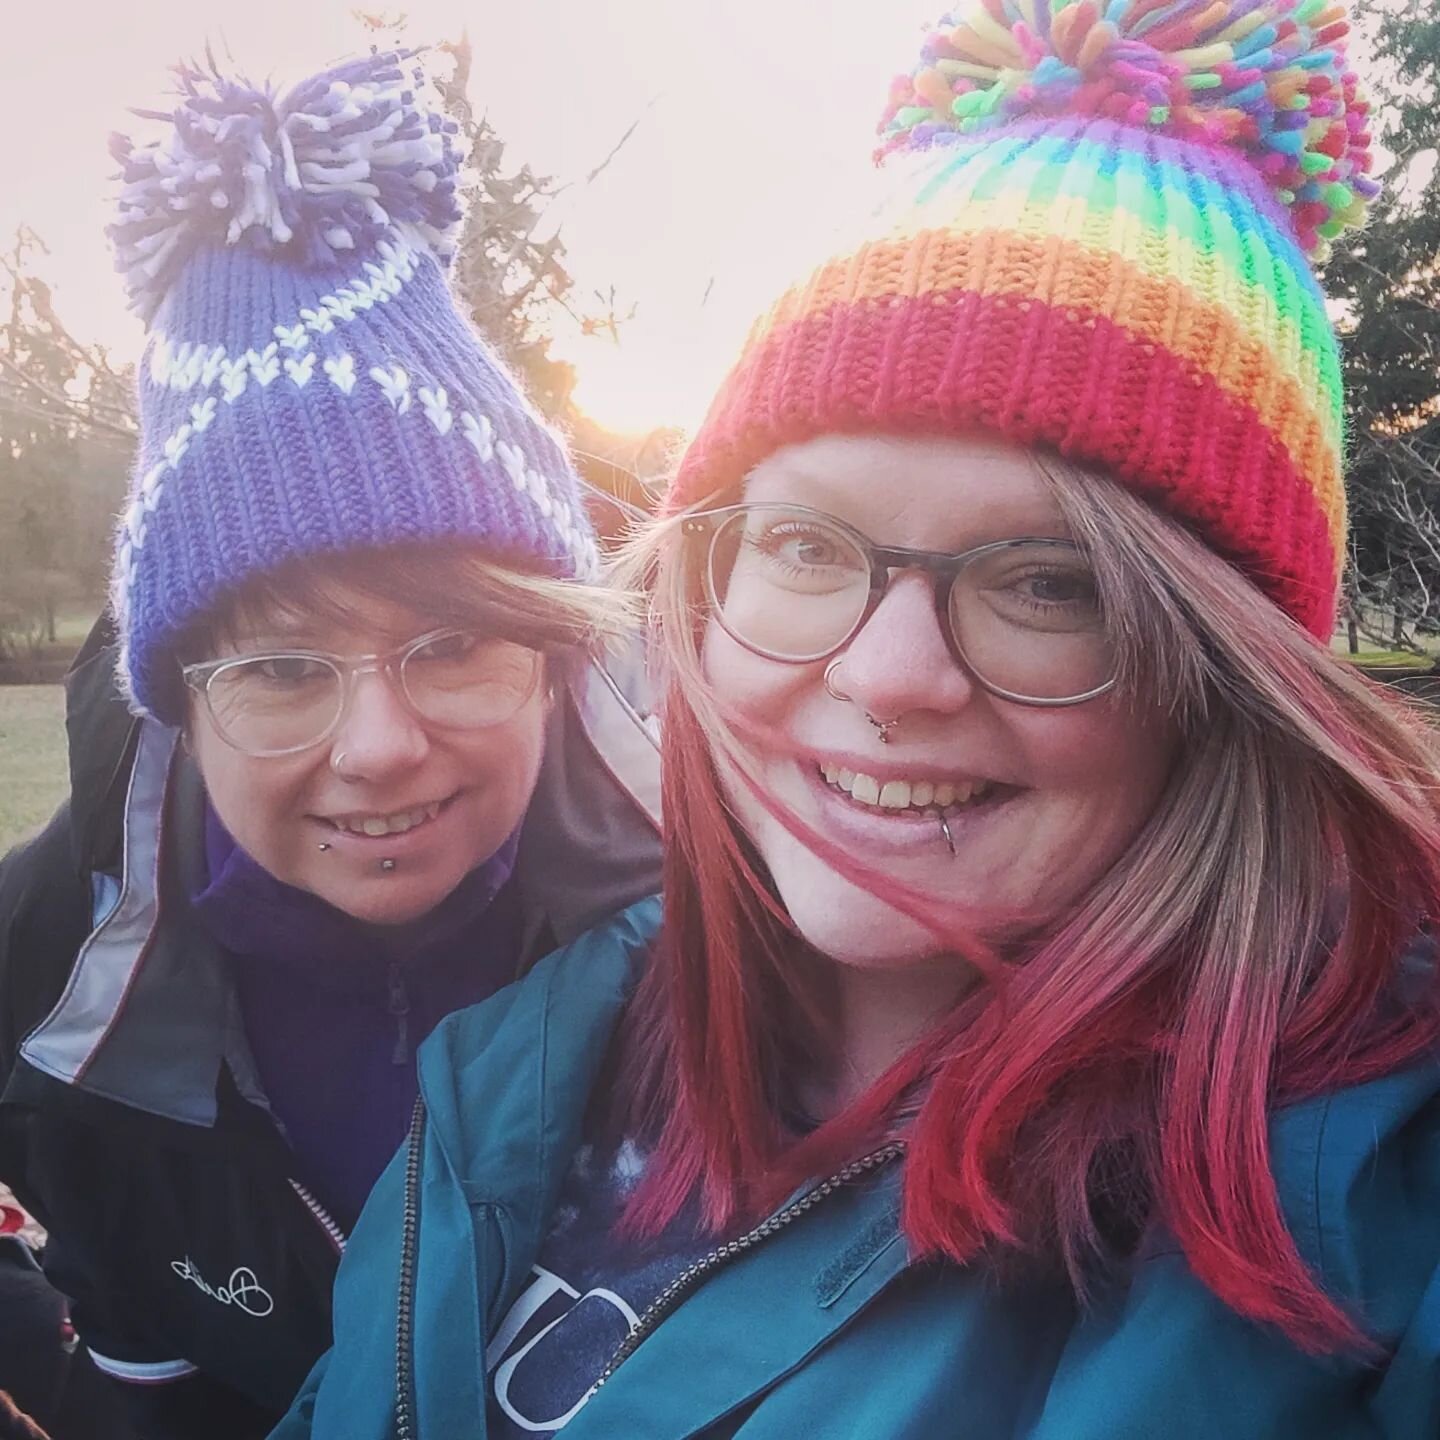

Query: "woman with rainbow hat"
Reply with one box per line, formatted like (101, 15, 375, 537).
(277, 2, 1440, 1436)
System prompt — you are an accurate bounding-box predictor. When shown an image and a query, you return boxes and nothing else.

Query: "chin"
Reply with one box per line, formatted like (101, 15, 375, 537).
(326, 881, 453, 928)
(765, 839, 951, 968)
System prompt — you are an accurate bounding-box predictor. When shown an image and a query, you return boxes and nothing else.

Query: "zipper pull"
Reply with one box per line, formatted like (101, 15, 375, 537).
(387, 964, 411, 1066)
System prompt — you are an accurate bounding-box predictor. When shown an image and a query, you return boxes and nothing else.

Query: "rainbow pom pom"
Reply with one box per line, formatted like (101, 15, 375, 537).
(878, 0, 1374, 259)
(109, 50, 464, 321)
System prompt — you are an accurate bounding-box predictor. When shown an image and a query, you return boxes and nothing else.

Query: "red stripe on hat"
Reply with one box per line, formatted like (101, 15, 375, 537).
(676, 290, 1338, 636)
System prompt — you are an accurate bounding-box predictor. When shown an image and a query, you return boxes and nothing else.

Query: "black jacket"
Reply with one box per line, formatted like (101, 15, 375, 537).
(0, 620, 662, 1439)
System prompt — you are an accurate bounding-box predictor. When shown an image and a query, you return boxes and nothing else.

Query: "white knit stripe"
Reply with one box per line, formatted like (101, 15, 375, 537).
(117, 356, 599, 620)
(145, 237, 421, 394)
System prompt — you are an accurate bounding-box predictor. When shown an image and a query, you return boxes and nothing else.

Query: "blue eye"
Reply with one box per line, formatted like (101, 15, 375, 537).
(409, 631, 480, 664)
(750, 524, 862, 575)
(254, 656, 332, 683)
(1014, 569, 1099, 609)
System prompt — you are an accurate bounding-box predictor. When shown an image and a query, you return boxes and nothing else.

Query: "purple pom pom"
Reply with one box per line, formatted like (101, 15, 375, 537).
(109, 50, 465, 323)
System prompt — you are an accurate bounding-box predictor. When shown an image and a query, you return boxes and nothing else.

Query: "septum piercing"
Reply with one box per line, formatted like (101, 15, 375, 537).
(867, 714, 898, 744)
(822, 658, 901, 744)
(938, 813, 956, 857)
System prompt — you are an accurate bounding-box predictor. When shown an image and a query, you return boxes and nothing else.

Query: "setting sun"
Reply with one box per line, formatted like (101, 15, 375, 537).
(1, 0, 935, 436)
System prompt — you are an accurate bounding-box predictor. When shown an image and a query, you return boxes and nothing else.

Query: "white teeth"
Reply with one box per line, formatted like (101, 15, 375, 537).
(335, 804, 440, 837)
(850, 773, 881, 806)
(819, 767, 997, 815)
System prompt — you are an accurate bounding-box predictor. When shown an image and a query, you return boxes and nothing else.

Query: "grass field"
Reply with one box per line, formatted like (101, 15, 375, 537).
(0, 686, 68, 851)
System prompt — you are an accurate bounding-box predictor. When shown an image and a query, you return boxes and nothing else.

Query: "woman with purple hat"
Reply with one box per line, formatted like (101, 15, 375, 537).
(0, 52, 659, 1440)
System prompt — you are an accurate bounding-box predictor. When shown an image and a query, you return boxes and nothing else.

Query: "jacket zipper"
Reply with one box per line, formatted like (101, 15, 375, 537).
(288, 1179, 348, 1254)
(396, 1095, 426, 1440)
(391, 1097, 902, 1438)
(388, 964, 411, 1066)
(590, 1140, 907, 1390)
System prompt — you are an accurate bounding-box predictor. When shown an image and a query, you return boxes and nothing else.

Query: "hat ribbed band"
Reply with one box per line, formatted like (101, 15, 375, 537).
(674, 119, 1345, 637)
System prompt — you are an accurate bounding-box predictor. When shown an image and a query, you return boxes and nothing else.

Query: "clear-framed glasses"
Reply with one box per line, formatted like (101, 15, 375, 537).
(180, 627, 544, 757)
(680, 503, 1116, 706)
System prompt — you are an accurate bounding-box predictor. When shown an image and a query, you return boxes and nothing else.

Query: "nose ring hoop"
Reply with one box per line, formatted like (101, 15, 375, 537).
(822, 657, 900, 745)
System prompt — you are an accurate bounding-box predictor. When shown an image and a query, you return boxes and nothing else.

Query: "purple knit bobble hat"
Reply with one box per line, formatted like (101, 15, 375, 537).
(107, 50, 600, 724)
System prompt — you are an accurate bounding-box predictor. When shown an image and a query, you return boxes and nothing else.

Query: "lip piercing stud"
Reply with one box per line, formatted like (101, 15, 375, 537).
(380, 858, 397, 873)
(318, 842, 332, 852)
(938, 813, 956, 857)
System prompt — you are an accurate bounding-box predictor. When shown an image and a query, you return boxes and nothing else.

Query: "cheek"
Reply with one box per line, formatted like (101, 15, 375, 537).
(699, 622, 798, 723)
(1012, 701, 1177, 825)
(191, 730, 314, 865)
(465, 702, 547, 801)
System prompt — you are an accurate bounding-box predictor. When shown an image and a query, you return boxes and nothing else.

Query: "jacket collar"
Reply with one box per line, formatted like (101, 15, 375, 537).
(62, 613, 139, 874)
(19, 722, 269, 1125)
(411, 898, 912, 1440)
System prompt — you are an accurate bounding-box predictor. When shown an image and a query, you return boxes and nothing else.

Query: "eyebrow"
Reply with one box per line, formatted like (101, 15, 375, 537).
(755, 466, 1072, 542)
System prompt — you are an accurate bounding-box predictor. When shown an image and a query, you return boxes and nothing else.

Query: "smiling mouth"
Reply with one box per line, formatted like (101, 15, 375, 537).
(817, 764, 1011, 817)
(321, 796, 454, 838)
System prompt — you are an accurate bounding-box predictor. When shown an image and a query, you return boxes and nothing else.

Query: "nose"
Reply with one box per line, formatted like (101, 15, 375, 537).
(834, 571, 978, 723)
(327, 667, 430, 781)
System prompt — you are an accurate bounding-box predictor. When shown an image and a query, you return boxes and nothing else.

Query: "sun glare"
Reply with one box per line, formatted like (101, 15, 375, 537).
(1, 0, 933, 436)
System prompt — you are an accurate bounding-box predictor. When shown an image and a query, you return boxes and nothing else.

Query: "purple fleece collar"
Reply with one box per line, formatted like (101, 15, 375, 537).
(194, 806, 521, 996)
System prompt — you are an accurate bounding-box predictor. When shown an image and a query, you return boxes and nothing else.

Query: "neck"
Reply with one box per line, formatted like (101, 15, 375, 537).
(808, 956, 974, 1117)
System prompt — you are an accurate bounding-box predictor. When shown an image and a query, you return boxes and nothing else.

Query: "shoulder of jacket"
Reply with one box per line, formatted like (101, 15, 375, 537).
(426, 895, 661, 1069)
(0, 801, 92, 1076)
(1271, 1051, 1440, 1335)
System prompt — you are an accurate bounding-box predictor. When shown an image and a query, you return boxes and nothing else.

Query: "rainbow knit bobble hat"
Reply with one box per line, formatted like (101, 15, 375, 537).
(672, 0, 1373, 637)
(107, 52, 600, 723)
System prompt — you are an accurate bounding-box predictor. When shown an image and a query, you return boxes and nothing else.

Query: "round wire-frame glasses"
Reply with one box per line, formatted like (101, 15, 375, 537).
(681, 502, 1118, 707)
(180, 627, 544, 757)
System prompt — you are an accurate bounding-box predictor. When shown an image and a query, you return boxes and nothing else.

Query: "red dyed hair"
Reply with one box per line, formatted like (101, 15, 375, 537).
(617, 462, 1440, 1355)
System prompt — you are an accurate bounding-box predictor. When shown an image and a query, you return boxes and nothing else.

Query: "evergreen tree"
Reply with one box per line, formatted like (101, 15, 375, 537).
(1328, 0, 1440, 645)
(0, 228, 134, 654)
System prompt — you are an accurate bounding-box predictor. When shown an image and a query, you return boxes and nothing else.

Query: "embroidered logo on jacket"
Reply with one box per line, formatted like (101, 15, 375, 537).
(170, 1256, 275, 1317)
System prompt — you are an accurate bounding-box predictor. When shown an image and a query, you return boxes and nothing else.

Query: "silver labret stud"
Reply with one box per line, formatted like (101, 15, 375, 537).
(380, 858, 397, 873)
(938, 813, 956, 857)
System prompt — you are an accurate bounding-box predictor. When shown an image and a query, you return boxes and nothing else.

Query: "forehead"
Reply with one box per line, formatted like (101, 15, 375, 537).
(220, 582, 433, 652)
(740, 433, 1069, 548)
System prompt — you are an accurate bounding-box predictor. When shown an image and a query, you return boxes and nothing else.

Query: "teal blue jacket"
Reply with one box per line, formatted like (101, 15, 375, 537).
(272, 898, 1440, 1439)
